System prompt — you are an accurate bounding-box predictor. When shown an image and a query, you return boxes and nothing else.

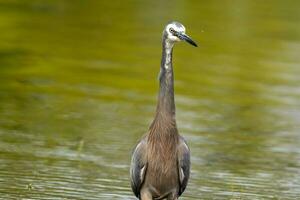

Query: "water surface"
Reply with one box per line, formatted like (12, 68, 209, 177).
(0, 0, 300, 199)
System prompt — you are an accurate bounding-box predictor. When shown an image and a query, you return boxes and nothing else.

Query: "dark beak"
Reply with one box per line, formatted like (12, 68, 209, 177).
(178, 33, 198, 47)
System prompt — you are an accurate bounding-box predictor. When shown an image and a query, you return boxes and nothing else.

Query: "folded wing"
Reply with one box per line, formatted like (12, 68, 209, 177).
(130, 139, 147, 198)
(177, 137, 190, 196)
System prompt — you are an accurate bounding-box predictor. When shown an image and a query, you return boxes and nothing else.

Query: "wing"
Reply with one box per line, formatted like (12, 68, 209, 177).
(177, 137, 190, 196)
(130, 138, 147, 198)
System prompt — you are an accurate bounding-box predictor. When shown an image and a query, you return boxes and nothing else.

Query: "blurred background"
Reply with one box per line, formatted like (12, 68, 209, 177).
(0, 0, 300, 199)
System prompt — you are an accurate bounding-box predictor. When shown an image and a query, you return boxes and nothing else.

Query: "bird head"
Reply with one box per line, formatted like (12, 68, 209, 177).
(164, 21, 197, 47)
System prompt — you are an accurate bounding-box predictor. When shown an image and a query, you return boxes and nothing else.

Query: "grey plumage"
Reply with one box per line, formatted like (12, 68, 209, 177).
(130, 138, 147, 198)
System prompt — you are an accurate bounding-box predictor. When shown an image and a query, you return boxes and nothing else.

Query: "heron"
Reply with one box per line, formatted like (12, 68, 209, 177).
(130, 21, 197, 200)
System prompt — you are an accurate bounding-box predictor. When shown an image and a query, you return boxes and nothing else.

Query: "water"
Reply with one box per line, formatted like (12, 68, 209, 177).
(0, 0, 300, 199)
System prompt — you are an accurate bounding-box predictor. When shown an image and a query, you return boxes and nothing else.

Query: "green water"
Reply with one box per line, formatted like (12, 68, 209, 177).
(1, 0, 300, 199)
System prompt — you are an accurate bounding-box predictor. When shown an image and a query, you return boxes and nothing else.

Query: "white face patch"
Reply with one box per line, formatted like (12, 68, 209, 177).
(162, 22, 187, 70)
(165, 22, 186, 42)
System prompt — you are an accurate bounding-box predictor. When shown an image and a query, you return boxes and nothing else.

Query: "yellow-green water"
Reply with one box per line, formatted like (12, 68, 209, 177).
(0, 0, 300, 199)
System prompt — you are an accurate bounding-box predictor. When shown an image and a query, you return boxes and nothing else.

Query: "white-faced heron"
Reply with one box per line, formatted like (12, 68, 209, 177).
(130, 21, 197, 200)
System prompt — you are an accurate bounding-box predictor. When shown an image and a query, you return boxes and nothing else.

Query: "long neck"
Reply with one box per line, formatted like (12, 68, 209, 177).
(147, 36, 178, 157)
(155, 37, 176, 121)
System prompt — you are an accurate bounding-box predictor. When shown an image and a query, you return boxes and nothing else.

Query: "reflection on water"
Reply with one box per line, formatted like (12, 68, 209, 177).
(0, 0, 300, 199)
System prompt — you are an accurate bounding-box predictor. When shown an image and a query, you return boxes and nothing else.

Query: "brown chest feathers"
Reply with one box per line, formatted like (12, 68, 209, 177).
(147, 116, 179, 175)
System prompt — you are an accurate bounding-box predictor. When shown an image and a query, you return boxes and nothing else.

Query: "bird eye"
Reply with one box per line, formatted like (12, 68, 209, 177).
(169, 28, 175, 34)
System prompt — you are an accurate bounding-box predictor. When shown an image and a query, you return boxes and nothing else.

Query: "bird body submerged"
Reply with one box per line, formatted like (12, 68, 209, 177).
(130, 22, 197, 200)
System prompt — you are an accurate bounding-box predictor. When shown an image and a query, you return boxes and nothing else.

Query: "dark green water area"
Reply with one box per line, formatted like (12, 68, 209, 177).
(0, 0, 300, 199)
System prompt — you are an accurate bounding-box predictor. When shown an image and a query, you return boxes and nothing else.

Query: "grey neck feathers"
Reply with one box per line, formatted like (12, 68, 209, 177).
(155, 35, 176, 122)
